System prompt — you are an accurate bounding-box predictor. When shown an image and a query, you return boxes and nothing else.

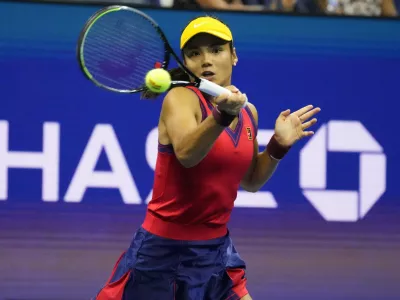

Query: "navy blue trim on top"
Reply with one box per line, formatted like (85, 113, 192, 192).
(185, 86, 208, 122)
(204, 99, 243, 147)
(204, 98, 214, 112)
(224, 113, 244, 147)
(244, 105, 258, 137)
(199, 99, 207, 121)
(158, 143, 174, 154)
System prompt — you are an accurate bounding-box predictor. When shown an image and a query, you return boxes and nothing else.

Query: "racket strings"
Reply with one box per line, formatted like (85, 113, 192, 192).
(81, 9, 165, 91)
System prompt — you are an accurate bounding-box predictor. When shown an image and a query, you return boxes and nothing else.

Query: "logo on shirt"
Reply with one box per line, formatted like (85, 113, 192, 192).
(245, 127, 252, 140)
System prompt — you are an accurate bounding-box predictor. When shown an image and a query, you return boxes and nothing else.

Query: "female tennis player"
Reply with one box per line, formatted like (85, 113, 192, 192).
(95, 16, 320, 300)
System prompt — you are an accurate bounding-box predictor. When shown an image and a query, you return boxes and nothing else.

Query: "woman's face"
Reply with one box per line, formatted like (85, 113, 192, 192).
(183, 34, 238, 88)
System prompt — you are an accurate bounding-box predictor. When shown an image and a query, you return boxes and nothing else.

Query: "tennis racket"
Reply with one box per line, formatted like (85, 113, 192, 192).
(76, 5, 240, 99)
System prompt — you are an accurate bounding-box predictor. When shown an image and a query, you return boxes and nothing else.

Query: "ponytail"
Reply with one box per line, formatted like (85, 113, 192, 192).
(140, 67, 191, 100)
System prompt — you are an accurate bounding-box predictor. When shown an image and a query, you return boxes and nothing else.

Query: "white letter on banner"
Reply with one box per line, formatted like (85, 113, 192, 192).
(0, 121, 60, 202)
(64, 124, 141, 204)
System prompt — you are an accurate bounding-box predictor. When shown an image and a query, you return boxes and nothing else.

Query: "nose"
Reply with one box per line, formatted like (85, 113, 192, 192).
(200, 52, 213, 68)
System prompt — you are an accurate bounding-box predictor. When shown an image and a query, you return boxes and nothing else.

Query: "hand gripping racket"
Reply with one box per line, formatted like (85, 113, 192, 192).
(77, 5, 247, 104)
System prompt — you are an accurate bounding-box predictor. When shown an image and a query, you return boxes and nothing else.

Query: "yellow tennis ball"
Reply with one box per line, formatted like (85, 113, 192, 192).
(145, 68, 171, 93)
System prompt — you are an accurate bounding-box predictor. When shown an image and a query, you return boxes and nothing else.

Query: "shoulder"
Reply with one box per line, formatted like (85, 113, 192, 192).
(162, 87, 199, 108)
(244, 102, 258, 125)
(160, 87, 201, 119)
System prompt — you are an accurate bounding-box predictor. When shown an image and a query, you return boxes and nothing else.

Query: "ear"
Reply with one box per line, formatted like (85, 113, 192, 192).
(232, 47, 238, 66)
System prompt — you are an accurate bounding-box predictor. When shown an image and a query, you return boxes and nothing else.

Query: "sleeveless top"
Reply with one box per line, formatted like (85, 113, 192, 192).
(142, 87, 258, 240)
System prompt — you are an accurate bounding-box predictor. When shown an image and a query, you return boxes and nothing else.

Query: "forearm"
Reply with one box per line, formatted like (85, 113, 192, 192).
(244, 150, 279, 192)
(174, 114, 224, 168)
(242, 135, 290, 192)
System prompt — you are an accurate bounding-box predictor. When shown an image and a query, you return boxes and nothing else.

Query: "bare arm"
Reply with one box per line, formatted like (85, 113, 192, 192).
(240, 103, 280, 193)
(160, 87, 225, 168)
(382, 0, 398, 16)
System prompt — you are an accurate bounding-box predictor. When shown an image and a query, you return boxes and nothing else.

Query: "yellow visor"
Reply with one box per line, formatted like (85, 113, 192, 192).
(180, 17, 233, 50)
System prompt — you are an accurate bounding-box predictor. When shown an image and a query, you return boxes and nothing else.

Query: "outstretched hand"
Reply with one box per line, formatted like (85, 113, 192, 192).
(274, 105, 321, 147)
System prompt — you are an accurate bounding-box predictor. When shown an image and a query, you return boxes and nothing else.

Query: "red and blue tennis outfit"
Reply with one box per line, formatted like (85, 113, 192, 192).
(95, 86, 258, 300)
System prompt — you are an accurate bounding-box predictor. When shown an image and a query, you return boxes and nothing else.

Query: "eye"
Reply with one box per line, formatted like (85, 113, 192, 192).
(211, 46, 223, 54)
(186, 50, 200, 58)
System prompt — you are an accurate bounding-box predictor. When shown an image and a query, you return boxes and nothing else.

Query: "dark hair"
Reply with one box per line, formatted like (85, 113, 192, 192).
(141, 15, 233, 100)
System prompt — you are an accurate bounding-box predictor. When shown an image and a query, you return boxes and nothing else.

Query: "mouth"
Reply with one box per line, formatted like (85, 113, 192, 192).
(201, 71, 215, 80)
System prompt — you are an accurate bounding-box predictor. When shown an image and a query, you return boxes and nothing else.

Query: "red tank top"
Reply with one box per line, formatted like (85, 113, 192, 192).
(142, 87, 258, 240)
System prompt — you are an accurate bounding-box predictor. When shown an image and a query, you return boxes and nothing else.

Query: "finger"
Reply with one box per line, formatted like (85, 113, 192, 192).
(293, 105, 314, 117)
(302, 131, 314, 137)
(280, 109, 291, 118)
(230, 91, 243, 100)
(299, 107, 321, 122)
(301, 118, 317, 130)
(215, 97, 229, 106)
(227, 92, 245, 105)
(225, 85, 239, 93)
(242, 93, 248, 107)
(215, 93, 231, 102)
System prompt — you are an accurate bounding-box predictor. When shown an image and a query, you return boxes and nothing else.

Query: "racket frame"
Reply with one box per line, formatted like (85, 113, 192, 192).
(77, 5, 233, 98)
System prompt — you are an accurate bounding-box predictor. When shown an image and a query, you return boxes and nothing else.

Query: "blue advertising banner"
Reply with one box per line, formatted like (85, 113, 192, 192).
(0, 2, 400, 299)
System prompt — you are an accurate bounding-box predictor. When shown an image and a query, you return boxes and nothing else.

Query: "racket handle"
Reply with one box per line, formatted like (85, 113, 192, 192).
(198, 78, 230, 97)
(198, 78, 248, 107)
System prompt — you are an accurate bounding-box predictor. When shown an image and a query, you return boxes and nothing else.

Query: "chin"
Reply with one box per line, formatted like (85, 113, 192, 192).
(200, 75, 216, 82)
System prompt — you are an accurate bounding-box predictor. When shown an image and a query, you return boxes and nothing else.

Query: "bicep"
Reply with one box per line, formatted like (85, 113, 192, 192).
(160, 88, 199, 149)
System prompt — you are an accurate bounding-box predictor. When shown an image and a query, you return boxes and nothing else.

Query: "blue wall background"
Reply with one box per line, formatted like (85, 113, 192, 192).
(0, 2, 400, 299)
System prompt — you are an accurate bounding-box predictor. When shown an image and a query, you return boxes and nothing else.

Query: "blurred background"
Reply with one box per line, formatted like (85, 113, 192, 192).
(1, 0, 400, 299)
